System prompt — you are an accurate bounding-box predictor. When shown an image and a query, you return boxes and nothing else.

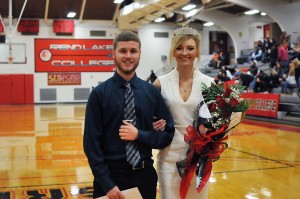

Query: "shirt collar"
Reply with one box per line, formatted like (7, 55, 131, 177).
(113, 72, 139, 88)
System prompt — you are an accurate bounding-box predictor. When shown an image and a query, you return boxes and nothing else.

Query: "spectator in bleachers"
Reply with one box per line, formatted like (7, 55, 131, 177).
(292, 58, 300, 86)
(234, 72, 254, 92)
(280, 31, 291, 50)
(208, 51, 220, 69)
(248, 48, 256, 63)
(277, 43, 289, 76)
(267, 67, 280, 93)
(247, 60, 258, 92)
(214, 69, 230, 84)
(218, 50, 226, 67)
(291, 40, 300, 60)
(221, 65, 233, 79)
(280, 67, 297, 94)
(275, 61, 283, 78)
(269, 38, 276, 48)
(252, 45, 263, 63)
(269, 43, 278, 68)
(262, 37, 271, 63)
(232, 66, 242, 78)
(248, 60, 258, 76)
(254, 70, 269, 93)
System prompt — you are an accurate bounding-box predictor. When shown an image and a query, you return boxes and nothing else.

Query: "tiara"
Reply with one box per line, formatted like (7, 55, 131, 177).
(174, 26, 199, 36)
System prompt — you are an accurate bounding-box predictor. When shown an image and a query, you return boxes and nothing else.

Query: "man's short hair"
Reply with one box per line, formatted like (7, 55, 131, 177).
(113, 31, 141, 50)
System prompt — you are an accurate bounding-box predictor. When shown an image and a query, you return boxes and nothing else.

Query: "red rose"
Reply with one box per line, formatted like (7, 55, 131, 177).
(229, 98, 239, 107)
(221, 110, 230, 118)
(217, 98, 227, 109)
(224, 88, 233, 98)
(209, 103, 217, 112)
(216, 96, 223, 102)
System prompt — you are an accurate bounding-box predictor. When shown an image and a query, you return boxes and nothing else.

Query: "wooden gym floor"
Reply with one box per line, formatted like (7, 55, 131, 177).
(0, 104, 299, 199)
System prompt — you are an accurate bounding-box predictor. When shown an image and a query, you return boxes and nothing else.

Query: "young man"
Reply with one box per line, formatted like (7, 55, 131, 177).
(83, 31, 174, 199)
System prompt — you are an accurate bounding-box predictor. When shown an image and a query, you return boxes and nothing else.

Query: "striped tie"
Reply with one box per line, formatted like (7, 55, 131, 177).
(124, 82, 140, 166)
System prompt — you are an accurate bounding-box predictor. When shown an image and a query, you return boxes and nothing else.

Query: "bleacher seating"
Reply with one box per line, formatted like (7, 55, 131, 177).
(237, 49, 252, 64)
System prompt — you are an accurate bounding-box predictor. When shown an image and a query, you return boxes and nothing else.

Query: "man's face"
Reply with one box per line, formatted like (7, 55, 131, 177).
(114, 41, 141, 76)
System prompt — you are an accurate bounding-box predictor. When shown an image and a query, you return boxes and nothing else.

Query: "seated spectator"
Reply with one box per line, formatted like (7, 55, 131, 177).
(208, 51, 220, 69)
(252, 46, 263, 62)
(218, 50, 226, 67)
(280, 69, 297, 94)
(215, 69, 231, 84)
(248, 60, 258, 76)
(291, 40, 300, 60)
(293, 58, 300, 86)
(247, 60, 258, 92)
(267, 67, 280, 93)
(233, 67, 242, 78)
(248, 48, 256, 63)
(234, 71, 254, 91)
(254, 70, 269, 93)
(221, 66, 233, 79)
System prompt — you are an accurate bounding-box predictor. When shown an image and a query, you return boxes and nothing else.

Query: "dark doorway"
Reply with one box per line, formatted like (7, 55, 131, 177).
(209, 31, 229, 65)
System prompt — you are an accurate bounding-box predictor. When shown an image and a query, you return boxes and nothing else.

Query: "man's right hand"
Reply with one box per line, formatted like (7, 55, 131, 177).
(106, 186, 125, 199)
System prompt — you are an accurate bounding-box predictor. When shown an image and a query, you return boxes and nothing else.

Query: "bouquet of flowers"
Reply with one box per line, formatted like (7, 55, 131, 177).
(176, 82, 251, 199)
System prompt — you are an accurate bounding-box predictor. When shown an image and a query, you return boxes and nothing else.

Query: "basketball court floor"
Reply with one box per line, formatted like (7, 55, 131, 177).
(0, 103, 299, 199)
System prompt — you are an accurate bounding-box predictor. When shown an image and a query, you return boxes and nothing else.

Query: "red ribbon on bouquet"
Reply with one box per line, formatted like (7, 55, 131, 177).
(180, 124, 228, 199)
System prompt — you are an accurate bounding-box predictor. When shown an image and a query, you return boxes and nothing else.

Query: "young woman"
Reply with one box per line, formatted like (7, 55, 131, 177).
(153, 27, 214, 199)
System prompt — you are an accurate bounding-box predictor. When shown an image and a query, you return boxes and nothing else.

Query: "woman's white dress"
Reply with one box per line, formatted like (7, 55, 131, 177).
(157, 69, 214, 199)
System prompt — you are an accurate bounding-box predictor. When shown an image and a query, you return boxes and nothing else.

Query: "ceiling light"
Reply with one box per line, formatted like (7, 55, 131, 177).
(182, 4, 196, 11)
(114, 0, 124, 3)
(154, 17, 165, 22)
(186, 9, 198, 18)
(67, 12, 76, 18)
(244, 10, 259, 15)
(204, 22, 214, 26)
(260, 12, 267, 16)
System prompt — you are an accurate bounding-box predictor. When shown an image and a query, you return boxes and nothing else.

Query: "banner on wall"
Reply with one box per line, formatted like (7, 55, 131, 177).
(48, 72, 81, 85)
(35, 39, 115, 72)
(241, 93, 280, 118)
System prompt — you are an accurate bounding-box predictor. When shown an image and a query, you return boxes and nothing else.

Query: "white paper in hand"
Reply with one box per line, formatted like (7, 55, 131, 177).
(97, 187, 142, 199)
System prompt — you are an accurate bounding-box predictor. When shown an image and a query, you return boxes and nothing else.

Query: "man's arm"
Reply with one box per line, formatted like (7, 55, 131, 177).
(136, 91, 175, 149)
(83, 90, 116, 193)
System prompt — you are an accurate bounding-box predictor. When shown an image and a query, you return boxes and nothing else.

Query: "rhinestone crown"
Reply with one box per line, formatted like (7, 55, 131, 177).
(174, 26, 199, 36)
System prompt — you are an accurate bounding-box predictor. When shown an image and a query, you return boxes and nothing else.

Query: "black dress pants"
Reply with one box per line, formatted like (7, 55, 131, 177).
(93, 160, 158, 199)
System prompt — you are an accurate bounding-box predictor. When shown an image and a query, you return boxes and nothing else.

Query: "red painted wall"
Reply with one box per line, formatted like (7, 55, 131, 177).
(0, 74, 34, 104)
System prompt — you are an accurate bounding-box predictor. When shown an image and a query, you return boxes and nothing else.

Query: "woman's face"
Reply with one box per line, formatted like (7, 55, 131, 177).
(174, 38, 198, 67)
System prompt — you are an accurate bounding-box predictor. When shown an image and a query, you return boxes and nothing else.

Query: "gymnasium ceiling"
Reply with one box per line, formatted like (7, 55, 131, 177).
(0, 0, 249, 23)
(0, 0, 296, 30)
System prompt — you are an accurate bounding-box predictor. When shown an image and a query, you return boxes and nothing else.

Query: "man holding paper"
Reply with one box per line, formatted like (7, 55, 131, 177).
(83, 31, 174, 199)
